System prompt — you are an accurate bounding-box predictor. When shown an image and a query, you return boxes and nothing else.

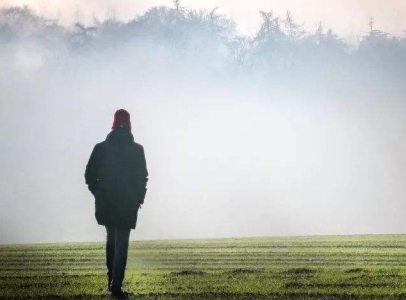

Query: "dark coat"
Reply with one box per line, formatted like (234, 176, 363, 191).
(85, 127, 148, 229)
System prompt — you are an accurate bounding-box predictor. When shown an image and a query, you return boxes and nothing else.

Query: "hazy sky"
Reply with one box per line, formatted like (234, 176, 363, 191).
(1, 0, 406, 37)
(1, 0, 406, 244)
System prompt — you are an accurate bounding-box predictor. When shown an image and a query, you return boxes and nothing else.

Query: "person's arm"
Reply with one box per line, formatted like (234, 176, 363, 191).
(138, 146, 148, 205)
(85, 144, 101, 195)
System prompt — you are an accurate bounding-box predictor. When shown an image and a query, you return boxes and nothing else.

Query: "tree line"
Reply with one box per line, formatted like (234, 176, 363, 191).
(1, 4, 405, 91)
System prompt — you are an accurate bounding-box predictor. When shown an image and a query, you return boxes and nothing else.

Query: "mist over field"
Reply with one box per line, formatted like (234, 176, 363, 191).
(1, 3, 406, 244)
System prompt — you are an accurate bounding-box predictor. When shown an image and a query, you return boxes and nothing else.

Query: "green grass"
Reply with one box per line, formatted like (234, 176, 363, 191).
(2, 235, 406, 299)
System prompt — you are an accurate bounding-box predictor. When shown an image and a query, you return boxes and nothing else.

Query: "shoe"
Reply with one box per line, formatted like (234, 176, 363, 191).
(111, 288, 129, 299)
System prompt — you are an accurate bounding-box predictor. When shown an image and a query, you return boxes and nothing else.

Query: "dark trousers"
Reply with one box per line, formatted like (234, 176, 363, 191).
(105, 226, 131, 291)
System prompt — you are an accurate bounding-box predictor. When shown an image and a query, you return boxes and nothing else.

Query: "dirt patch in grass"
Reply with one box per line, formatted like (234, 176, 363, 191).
(171, 270, 205, 276)
(345, 268, 367, 273)
(225, 269, 264, 275)
(286, 268, 316, 275)
(376, 273, 402, 279)
(285, 282, 392, 289)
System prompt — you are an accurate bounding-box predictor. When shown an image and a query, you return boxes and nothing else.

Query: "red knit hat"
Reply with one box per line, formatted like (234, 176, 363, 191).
(112, 109, 131, 131)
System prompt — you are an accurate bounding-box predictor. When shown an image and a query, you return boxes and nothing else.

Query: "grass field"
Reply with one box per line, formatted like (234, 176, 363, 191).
(2, 235, 406, 299)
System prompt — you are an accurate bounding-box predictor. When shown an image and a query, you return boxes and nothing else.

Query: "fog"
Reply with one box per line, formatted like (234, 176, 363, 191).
(1, 4, 406, 244)
(2, 0, 406, 37)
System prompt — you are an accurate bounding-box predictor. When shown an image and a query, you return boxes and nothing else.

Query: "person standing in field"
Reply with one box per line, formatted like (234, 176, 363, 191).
(85, 109, 148, 299)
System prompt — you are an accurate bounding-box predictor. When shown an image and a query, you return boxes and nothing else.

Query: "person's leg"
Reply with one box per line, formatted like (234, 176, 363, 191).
(105, 226, 116, 291)
(110, 228, 131, 292)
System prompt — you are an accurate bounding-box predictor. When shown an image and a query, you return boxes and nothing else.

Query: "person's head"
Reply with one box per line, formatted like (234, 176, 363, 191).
(112, 109, 131, 131)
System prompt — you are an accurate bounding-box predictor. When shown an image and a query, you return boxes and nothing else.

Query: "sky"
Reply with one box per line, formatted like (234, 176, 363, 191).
(1, 0, 406, 38)
(1, 0, 406, 244)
